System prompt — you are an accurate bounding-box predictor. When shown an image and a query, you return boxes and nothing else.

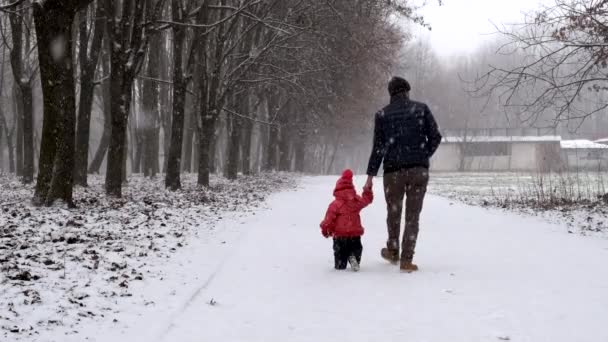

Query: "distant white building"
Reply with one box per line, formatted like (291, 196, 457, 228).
(595, 138, 608, 146)
(560, 140, 608, 171)
(430, 128, 608, 172)
(432, 134, 562, 172)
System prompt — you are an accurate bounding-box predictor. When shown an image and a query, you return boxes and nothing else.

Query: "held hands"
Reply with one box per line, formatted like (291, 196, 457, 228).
(364, 175, 373, 192)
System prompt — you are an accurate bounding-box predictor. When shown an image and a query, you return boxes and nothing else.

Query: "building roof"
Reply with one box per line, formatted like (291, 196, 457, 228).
(442, 135, 562, 143)
(561, 140, 608, 150)
(595, 138, 608, 145)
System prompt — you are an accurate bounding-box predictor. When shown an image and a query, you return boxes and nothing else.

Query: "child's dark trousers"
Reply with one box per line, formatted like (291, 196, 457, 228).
(333, 237, 363, 270)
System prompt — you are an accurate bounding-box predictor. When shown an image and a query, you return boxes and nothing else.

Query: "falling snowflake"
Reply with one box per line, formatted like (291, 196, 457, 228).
(50, 35, 67, 62)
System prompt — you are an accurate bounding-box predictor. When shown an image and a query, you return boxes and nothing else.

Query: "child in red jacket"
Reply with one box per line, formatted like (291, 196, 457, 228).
(320, 169, 373, 271)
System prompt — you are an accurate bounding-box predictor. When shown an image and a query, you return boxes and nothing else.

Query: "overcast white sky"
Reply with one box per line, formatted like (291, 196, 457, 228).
(410, 0, 550, 57)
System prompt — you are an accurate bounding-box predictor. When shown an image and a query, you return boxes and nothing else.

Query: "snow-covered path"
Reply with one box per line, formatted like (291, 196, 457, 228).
(114, 177, 608, 342)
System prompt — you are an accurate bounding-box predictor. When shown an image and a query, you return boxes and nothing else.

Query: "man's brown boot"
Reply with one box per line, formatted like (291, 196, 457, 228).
(381, 248, 399, 264)
(400, 261, 419, 273)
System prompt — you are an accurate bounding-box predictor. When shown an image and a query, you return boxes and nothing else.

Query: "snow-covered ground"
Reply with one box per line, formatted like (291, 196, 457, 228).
(0, 173, 295, 341)
(3, 175, 605, 341)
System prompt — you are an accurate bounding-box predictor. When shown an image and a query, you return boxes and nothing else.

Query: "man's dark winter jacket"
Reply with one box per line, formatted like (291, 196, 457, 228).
(366, 95, 442, 176)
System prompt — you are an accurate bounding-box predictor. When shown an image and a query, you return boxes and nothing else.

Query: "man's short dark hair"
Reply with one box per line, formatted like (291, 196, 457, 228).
(388, 77, 411, 96)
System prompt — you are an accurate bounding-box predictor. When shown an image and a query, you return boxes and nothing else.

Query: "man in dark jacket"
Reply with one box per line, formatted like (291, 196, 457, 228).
(364, 76, 442, 272)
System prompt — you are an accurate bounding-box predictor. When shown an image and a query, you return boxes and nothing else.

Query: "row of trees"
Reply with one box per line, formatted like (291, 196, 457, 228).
(0, 0, 415, 205)
(478, 0, 608, 133)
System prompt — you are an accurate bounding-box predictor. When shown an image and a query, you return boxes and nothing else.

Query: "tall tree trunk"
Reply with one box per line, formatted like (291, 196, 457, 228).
(0, 121, 3, 172)
(141, 29, 162, 178)
(165, 3, 187, 190)
(162, 115, 171, 173)
(130, 82, 141, 174)
(8, 11, 28, 180)
(165, 73, 186, 189)
(255, 126, 264, 174)
(294, 131, 306, 173)
(88, 78, 111, 174)
(264, 125, 279, 171)
(75, 79, 97, 182)
(2, 112, 15, 173)
(325, 135, 341, 175)
(105, 70, 132, 196)
(33, 1, 87, 206)
(224, 113, 241, 180)
(196, 40, 216, 187)
(89, 126, 110, 173)
(74, 1, 105, 186)
(142, 127, 159, 177)
(209, 128, 217, 173)
(0, 111, 4, 173)
(197, 116, 216, 187)
(278, 126, 291, 172)
(133, 130, 144, 173)
(160, 31, 172, 174)
(263, 94, 281, 172)
(14, 89, 23, 177)
(192, 126, 199, 174)
(320, 138, 329, 173)
(123, 127, 129, 182)
(181, 103, 194, 173)
(21, 86, 34, 183)
(7, 132, 15, 174)
(152, 127, 160, 174)
(104, 0, 158, 196)
(241, 118, 253, 175)
(0, 49, 6, 173)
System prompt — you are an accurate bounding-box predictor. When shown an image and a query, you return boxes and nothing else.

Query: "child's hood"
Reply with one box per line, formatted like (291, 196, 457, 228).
(333, 169, 356, 201)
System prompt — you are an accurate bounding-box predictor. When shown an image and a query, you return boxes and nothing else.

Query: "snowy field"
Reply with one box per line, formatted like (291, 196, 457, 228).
(2, 174, 607, 342)
(429, 171, 608, 202)
(429, 172, 608, 236)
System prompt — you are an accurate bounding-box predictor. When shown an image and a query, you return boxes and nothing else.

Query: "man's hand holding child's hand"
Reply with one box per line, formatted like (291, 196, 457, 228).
(364, 176, 373, 191)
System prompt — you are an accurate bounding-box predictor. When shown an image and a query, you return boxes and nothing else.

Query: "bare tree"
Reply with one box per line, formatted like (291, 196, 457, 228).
(88, 43, 112, 174)
(74, 0, 105, 186)
(137, 28, 162, 178)
(104, 0, 164, 197)
(0, 42, 9, 173)
(3, 2, 36, 183)
(194, 0, 280, 185)
(478, 0, 608, 127)
(164, 0, 195, 190)
(31, 0, 94, 206)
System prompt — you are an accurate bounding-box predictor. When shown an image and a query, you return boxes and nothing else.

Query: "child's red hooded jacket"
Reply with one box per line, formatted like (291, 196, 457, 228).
(320, 169, 373, 238)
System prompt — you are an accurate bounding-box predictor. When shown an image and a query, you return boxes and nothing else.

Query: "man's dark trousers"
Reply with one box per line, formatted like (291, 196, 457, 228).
(383, 167, 429, 263)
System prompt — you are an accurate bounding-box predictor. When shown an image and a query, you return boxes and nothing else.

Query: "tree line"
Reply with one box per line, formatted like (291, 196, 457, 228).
(0, 0, 413, 206)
